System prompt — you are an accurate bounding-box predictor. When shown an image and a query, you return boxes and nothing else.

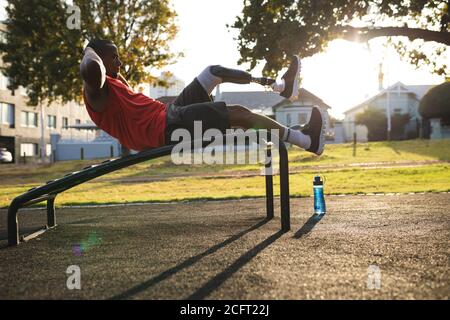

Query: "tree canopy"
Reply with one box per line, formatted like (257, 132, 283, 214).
(0, 0, 179, 106)
(419, 82, 450, 122)
(355, 107, 411, 140)
(231, 0, 449, 76)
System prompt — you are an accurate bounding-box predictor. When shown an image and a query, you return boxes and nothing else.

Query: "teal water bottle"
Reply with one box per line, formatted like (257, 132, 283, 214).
(313, 175, 326, 215)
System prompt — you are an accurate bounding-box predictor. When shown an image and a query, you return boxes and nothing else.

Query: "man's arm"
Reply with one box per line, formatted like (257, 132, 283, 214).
(80, 47, 106, 94)
(80, 47, 107, 111)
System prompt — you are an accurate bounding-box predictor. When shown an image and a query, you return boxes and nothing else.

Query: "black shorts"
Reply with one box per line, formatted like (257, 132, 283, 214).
(164, 79, 230, 145)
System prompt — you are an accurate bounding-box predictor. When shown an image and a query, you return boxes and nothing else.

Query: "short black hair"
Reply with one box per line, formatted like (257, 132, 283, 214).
(85, 39, 115, 56)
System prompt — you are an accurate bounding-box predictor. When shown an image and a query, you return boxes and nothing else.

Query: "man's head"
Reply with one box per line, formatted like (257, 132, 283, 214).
(86, 39, 122, 78)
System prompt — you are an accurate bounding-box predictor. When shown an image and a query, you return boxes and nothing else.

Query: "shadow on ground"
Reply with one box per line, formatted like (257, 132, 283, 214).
(0, 193, 449, 299)
(387, 139, 450, 161)
(111, 217, 273, 300)
(293, 214, 324, 239)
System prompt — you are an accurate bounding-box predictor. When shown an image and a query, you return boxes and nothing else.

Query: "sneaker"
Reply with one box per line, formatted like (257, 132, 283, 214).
(278, 55, 301, 99)
(290, 106, 326, 155)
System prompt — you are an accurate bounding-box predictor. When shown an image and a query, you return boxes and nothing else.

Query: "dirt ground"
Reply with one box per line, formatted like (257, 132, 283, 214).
(0, 193, 448, 300)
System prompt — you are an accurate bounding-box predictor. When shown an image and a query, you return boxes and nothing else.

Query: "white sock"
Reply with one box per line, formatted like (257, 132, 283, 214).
(196, 66, 222, 94)
(271, 80, 285, 93)
(283, 127, 311, 149)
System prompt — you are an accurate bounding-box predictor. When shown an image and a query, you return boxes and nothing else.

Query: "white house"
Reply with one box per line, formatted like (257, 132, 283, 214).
(217, 90, 283, 117)
(273, 88, 331, 132)
(144, 72, 185, 99)
(343, 82, 435, 142)
(217, 88, 331, 133)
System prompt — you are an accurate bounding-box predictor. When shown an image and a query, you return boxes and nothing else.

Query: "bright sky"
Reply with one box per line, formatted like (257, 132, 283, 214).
(167, 0, 445, 119)
(0, 0, 446, 119)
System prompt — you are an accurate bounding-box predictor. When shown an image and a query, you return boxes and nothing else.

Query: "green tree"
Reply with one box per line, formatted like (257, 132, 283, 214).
(356, 108, 412, 141)
(231, 0, 449, 76)
(0, 0, 179, 106)
(74, 0, 179, 87)
(356, 108, 387, 141)
(391, 113, 411, 139)
(419, 82, 450, 125)
(0, 0, 82, 106)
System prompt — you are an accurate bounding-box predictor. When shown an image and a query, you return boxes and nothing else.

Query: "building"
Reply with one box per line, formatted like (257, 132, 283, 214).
(0, 85, 94, 163)
(216, 87, 332, 134)
(51, 128, 121, 161)
(272, 88, 331, 131)
(0, 60, 94, 163)
(343, 82, 435, 142)
(0, 22, 95, 163)
(217, 90, 283, 117)
(145, 72, 185, 99)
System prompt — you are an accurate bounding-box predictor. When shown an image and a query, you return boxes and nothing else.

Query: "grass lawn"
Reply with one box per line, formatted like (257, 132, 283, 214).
(0, 139, 449, 207)
(288, 138, 450, 167)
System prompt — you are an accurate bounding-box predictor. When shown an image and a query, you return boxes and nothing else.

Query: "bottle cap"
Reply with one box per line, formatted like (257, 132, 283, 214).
(313, 175, 323, 185)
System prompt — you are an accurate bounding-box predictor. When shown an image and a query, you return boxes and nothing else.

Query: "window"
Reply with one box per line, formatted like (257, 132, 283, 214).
(21, 111, 38, 127)
(75, 119, 81, 130)
(394, 108, 402, 114)
(62, 117, 68, 129)
(20, 112, 26, 126)
(29, 112, 38, 127)
(286, 113, 291, 126)
(298, 113, 308, 125)
(20, 143, 38, 157)
(0, 103, 15, 127)
(47, 115, 56, 129)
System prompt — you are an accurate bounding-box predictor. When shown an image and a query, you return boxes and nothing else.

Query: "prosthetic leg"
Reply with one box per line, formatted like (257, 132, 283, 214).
(209, 65, 276, 86)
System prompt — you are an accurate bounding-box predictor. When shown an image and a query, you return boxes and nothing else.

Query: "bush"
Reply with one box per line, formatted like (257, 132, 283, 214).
(356, 108, 411, 141)
(391, 113, 411, 140)
(419, 82, 450, 121)
(355, 108, 387, 141)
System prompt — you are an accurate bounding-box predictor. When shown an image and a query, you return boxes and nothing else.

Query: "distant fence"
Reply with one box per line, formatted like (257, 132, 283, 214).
(50, 134, 121, 161)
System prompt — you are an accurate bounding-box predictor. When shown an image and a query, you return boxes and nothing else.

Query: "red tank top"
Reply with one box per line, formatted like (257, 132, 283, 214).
(84, 76, 167, 151)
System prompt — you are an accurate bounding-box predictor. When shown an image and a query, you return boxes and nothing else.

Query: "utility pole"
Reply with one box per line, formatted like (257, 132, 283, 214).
(386, 86, 391, 141)
(384, 46, 391, 141)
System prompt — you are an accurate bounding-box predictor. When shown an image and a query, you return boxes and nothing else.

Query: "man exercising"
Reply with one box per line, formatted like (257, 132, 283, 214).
(80, 39, 326, 155)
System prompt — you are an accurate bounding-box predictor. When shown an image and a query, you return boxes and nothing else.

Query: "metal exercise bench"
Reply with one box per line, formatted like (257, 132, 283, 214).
(7, 131, 290, 246)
